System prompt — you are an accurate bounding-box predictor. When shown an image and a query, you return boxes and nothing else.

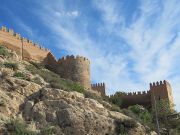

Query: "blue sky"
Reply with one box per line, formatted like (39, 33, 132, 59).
(0, 0, 180, 111)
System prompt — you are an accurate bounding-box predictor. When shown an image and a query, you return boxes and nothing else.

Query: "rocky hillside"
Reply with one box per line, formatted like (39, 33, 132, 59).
(0, 46, 156, 135)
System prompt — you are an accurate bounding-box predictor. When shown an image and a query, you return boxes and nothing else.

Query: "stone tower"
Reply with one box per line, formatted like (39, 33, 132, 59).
(150, 80, 174, 110)
(57, 55, 91, 89)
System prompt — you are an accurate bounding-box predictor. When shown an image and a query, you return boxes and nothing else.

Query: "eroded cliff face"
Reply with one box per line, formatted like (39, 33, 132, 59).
(0, 48, 156, 135)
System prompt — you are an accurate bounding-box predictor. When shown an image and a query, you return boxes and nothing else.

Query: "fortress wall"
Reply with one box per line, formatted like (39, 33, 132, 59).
(91, 83, 105, 96)
(57, 55, 91, 89)
(0, 26, 49, 61)
(22, 38, 49, 61)
(120, 91, 151, 108)
(0, 29, 22, 55)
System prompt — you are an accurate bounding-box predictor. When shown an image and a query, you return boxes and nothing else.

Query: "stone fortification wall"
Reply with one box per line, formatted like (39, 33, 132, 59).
(0, 26, 49, 61)
(57, 55, 91, 89)
(120, 91, 151, 108)
(118, 80, 174, 110)
(91, 83, 105, 96)
(150, 80, 174, 110)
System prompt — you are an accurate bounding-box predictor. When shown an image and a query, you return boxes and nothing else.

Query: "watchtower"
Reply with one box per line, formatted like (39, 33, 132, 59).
(57, 55, 91, 89)
(150, 80, 174, 111)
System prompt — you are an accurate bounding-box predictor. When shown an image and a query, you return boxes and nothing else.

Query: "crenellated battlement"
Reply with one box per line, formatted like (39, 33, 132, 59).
(120, 90, 150, 96)
(149, 80, 170, 88)
(91, 83, 105, 87)
(58, 55, 90, 64)
(91, 83, 105, 96)
(0, 26, 49, 52)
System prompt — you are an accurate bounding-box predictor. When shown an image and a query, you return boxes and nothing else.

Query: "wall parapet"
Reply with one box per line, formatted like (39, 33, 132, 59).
(149, 80, 170, 88)
(120, 90, 150, 96)
(0, 26, 49, 52)
(58, 55, 90, 64)
(91, 83, 105, 87)
(91, 83, 105, 96)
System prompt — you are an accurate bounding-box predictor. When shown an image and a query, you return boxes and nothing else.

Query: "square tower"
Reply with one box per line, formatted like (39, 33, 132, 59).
(150, 80, 174, 111)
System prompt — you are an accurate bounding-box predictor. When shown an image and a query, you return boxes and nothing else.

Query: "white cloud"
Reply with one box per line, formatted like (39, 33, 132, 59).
(92, 0, 124, 34)
(55, 11, 79, 18)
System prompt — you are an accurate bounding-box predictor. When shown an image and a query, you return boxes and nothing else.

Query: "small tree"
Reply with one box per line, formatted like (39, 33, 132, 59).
(155, 99, 175, 135)
(109, 92, 125, 106)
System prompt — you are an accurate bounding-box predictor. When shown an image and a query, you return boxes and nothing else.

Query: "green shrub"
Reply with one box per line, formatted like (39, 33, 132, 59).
(30, 61, 44, 69)
(84, 91, 101, 100)
(0, 46, 10, 57)
(4, 62, 18, 70)
(40, 126, 55, 135)
(109, 92, 124, 106)
(128, 105, 152, 124)
(13, 72, 30, 80)
(110, 104, 121, 112)
(6, 119, 36, 135)
(121, 109, 140, 121)
(169, 118, 180, 134)
(128, 105, 142, 115)
(14, 72, 25, 78)
(139, 110, 152, 124)
(115, 118, 137, 135)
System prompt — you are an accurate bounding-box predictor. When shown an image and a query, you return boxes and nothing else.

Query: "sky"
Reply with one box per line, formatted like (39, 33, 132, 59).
(0, 0, 180, 111)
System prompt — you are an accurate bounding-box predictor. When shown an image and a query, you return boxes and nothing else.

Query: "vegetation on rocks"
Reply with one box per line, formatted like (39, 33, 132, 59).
(4, 62, 18, 71)
(0, 46, 12, 57)
(115, 118, 138, 135)
(13, 71, 30, 80)
(26, 62, 85, 93)
(6, 119, 36, 135)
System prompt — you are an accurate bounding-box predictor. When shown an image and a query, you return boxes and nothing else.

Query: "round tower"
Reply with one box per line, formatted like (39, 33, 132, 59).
(57, 55, 91, 89)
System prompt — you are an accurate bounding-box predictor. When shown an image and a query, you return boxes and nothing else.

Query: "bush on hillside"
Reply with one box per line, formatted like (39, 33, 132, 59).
(6, 119, 36, 135)
(13, 71, 30, 80)
(129, 105, 152, 124)
(30, 61, 44, 69)
(84, 90, 102, 100)
(169, 118, 180, 134)
(115, 118, 137, 135)
(0, 46, 11, 57)
(4, 62, 18, 71)
(40, 126, 55, 135)
(109, 92, 125, 106)
(110, 104, 121, 112)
